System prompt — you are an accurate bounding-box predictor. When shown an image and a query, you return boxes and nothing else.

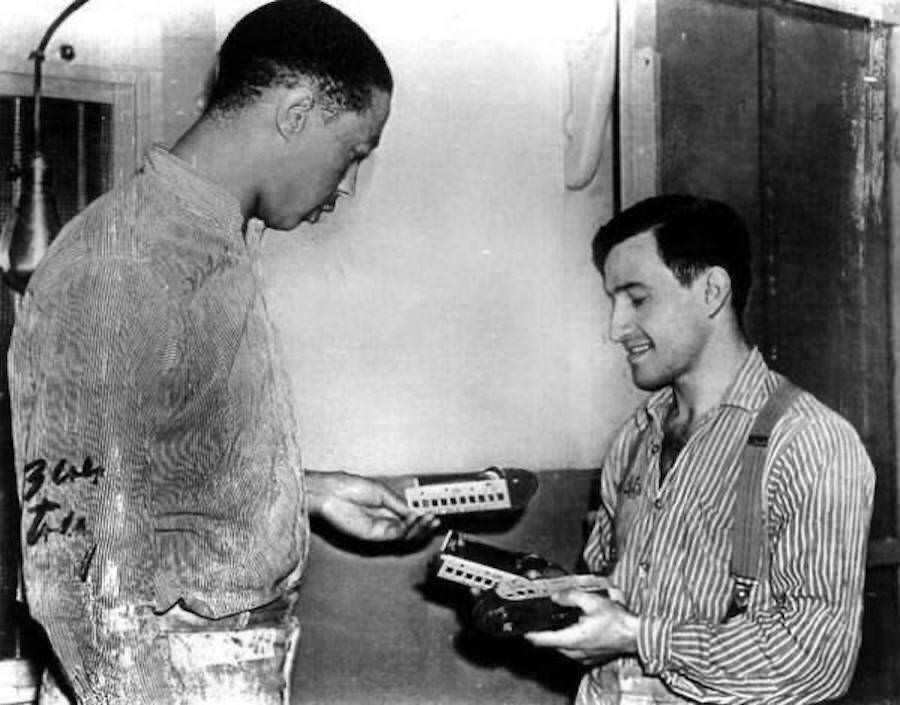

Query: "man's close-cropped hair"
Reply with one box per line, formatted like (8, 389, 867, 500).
(592, 194, 752, 315)
(208, 0, 393, 116)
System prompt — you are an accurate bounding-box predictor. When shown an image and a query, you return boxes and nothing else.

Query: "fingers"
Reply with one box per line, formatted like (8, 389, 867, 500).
(375, 480, 417, 518)
(523, 621, 586, 647)
(402, 511, 440, 539)
(559, 648, 587, 660)
(365, 506, 438, 541)
(350, 476, 441, 537)
(523, 590, 611, 648)
(368, 478, 441, 533)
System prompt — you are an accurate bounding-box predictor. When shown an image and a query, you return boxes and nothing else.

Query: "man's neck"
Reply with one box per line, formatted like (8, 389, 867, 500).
(669, 332, 751, 434)
(171, 117, 258, 222)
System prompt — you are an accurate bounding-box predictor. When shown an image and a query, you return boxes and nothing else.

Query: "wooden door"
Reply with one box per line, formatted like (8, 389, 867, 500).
(655, 0, 897, 697)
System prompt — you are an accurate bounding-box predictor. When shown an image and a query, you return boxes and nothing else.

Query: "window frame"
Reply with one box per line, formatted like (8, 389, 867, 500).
(0, 62, 154, 187)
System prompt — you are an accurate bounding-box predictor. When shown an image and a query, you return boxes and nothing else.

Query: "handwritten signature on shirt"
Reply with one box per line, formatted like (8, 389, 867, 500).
(22, 457, 105, 547)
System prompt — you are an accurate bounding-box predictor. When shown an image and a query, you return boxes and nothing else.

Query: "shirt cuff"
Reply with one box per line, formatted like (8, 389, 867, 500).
(637, 614, 673, 675)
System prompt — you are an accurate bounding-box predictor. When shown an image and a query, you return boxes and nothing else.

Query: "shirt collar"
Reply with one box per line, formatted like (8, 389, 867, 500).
(718, 347, 773, 412)
(635, 347, 773, 430)
(143, 144, 246, 237)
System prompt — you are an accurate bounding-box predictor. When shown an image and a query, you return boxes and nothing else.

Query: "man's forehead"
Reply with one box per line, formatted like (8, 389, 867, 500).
(331, 100, 387, 153)
(603, 230, 672, 287)
(370, 87, 392, 113)
(348, 89, 391, 146)
(606, 230, 660, 269)
(367, 89, 391, 135)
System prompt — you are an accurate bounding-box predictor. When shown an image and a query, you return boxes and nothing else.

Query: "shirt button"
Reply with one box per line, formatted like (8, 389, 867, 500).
(650, 443, 661, 454)
(653, 498, 663, 510)
(639, 560, 650, 572)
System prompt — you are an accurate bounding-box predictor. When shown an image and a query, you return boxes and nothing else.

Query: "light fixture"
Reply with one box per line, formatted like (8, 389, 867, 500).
(0, 0, 92, 293)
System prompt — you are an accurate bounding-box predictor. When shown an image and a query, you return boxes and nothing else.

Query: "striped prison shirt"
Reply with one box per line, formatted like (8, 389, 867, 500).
(9, 146, 309, 704)
(581, 348, 874, 704)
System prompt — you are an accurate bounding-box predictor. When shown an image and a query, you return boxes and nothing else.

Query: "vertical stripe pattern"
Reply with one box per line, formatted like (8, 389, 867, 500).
(9, 146, 309, 704)
(581, 349, 874, 704)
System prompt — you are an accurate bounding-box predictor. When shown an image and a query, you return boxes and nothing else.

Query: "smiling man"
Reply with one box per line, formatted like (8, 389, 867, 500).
(526, 195, 874, 704)
(9, 2, 436, 704)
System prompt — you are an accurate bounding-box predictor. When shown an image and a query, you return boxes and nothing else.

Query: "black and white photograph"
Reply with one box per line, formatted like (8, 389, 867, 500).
(0, 0, 894, 703)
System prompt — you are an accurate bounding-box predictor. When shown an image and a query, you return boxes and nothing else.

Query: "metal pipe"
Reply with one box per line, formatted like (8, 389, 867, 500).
(30, 0, 91, 156)
(77, 102, 86, 211)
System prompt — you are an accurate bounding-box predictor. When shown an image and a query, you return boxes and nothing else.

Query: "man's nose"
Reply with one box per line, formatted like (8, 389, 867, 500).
(608, 301, 630, 343)
(337, 162, 360, 197)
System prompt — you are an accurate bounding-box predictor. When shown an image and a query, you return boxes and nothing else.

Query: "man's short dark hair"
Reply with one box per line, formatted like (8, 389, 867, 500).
(208, 0, 393, 116)
(592, 194, 752, 315)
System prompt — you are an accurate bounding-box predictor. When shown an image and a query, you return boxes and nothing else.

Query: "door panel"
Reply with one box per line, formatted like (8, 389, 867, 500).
(657, 0, 895, 697)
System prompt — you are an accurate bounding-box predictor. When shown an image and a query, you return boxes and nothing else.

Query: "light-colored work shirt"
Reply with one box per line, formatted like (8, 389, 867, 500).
(581, 348, 874, 704)
(9, 146, 308, 703)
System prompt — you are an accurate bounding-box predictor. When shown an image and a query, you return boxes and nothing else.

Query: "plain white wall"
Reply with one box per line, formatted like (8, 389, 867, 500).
(253, 0, 641, 473)
(3, 0, 642, 475)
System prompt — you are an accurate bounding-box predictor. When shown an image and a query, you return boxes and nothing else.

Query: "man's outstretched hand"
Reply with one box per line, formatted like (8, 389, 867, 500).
(306, 471, 439, 542)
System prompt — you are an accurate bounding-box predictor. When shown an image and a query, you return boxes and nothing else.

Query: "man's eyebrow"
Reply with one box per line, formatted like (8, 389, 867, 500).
(609, 282, 646, 295)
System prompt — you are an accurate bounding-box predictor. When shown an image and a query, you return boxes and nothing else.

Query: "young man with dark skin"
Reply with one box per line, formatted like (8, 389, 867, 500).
(9, 2, 435, 703)
(526, 195, 873, 704)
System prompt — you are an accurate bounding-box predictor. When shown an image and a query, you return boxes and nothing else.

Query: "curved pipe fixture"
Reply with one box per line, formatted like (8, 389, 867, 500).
(1, 0, 92, 293)
(31, 0, 92, 156)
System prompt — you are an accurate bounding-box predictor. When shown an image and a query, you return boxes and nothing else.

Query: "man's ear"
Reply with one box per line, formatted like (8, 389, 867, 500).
(704, 266, 732, 318)
(275, 86, 316, 141)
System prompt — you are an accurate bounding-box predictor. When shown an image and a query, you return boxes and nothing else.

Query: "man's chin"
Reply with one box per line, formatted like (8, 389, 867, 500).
(273, 211, 320, 231)
(262, 218, 300, 233)
(303, 207, 334, 225)
(630, 368, 667, 392)
(255, 208, 302, 232)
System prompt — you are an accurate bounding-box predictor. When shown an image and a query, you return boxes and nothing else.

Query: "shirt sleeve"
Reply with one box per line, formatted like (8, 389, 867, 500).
(13, 257, 181, 602)
(11, 258, 185, 700)
(636, 415, 874, 704)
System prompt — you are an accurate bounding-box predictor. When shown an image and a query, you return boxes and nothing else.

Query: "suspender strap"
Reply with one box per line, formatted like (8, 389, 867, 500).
(730, 378, 801, 582)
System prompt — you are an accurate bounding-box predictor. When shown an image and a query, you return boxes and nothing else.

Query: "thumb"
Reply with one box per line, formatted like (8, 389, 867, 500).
(607, 585, 626, 603)
(551, 588, 608, 613)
